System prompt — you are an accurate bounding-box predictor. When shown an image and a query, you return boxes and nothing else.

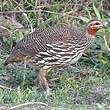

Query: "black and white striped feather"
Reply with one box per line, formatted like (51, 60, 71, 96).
(5, 24, 91, 69)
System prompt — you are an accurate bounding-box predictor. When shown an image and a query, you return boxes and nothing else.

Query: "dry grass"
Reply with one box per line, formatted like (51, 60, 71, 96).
(0, 0, 110, 109)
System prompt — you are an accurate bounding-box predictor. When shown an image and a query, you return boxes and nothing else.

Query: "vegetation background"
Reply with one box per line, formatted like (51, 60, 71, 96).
(0, 0, 110, 110)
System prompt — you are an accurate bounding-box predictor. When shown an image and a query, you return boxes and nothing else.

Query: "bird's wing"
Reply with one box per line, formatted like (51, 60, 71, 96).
(12, 25, 79, 57)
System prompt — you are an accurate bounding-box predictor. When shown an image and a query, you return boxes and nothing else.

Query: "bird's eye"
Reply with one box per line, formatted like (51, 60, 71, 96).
(95, 22, 100, 25)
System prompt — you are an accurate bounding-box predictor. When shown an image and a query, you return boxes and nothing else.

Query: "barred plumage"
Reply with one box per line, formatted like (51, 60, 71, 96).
(5, 20, 104, 95)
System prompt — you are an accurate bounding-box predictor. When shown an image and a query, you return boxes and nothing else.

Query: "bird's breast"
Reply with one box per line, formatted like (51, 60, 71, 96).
(32, 42, 85, 69)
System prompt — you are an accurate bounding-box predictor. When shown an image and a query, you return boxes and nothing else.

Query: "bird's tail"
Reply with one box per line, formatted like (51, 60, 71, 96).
(4, 54, 16, 66)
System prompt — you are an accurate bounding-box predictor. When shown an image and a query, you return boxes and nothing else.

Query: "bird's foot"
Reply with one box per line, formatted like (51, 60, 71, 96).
(43, 87, 51, 96)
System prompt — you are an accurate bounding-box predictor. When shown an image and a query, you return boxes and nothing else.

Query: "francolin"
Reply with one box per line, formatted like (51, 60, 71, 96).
(4, 20, 104, 95)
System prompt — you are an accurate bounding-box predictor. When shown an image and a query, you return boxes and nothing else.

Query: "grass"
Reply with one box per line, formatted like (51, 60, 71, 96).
(0, 0, 110, 110)
(0, 51, 110, 109)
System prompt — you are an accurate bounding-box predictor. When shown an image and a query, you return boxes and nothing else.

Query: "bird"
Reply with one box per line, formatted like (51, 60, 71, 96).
(4, 20, 104, 95)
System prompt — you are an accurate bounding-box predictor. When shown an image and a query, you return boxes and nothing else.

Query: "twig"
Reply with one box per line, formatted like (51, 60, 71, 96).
(0, 9, 82, 20)
(0, 0, 82, 20)
(10, 102, 48, 110)
(0, 102, 71, 110)
(1, 2, 81, 10)
(0, 26, 12, 34)
(0, 102, 48, 110)
(0, 9, 57, 14)
(0, 102, 107, 110)
(0, 85, 16, 91)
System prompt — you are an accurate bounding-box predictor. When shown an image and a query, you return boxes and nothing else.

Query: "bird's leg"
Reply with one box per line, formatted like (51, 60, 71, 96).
(37, 68, 50, 96)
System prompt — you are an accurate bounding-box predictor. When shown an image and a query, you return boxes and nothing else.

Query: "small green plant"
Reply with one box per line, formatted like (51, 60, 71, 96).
(0, 0, 110, 109)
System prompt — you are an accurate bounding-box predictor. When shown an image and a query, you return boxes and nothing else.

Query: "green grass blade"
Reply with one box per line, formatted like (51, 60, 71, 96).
(93, 3, 101, 19)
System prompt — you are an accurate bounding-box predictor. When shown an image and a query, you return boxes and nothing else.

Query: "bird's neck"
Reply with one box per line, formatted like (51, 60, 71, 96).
(86, 27, 97, 38)
(85, 27, 97, 45)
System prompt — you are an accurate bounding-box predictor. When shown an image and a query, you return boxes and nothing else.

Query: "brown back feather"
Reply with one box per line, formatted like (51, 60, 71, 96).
(5, 24, 87, 64)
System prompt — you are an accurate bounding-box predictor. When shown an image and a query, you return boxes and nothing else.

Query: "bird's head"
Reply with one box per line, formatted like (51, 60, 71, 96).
(86, 20, 104, 38)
